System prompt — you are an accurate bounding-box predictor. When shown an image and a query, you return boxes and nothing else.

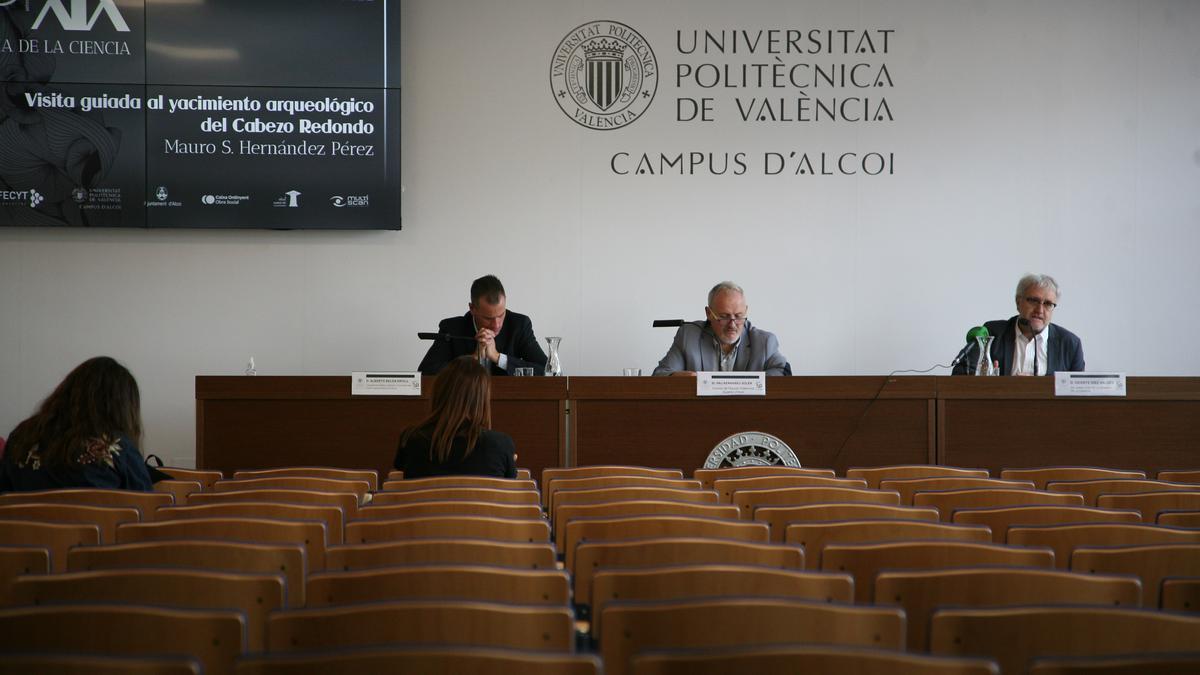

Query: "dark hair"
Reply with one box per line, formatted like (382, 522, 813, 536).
(5, 356, 143, 468)
(401, 356, 492, 463)
(470, 275, 506, 305)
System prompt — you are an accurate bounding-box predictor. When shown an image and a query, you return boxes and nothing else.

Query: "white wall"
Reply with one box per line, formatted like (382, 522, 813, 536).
(2, 0, 1198, 466)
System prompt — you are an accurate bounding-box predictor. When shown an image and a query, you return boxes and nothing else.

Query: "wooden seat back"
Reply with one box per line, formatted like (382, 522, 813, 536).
(881, 478, 1034, 505)
(556, 501, 738, 553)
(306, 564, 570, 607)
(154, 480, 203, 506)
(325, 539, 556, 571)
(116, 517, 327, 571)
(713, 475, 867, 503)
(1007, 523, 1200, 569)
(1046, 479, 1200, 506)
(213, 477, 370, 503)
(370, 487, 539, 506)
(357, 500, 543, 521)
(1157, 510, 1200, 528)
(732, 487, 901, 520)
(785, 520, 991, 570)
(160, 467, 224, 491)
(1097, 491, 1200, 521)
(65, 539, 306, 606)
(952, 505, 1142, 543)
(548, 477, 701, 513)
(552, 487, 719, 532)
(563, 515, 769, 570)
(847, 465, 989, 490)
(156, 502, 345, 545)
(1001, 467, 1146, 490)
(233, 467, 378, 491)
(1156, 469, 1200, 484)
(0, 546, 49, 605)
(914, 488, 1084, 520)
(186, 489, 360, 518)
(345, 516, 549, 545)
(234, 646, 598, 675)
(630, 645, 999, 675)
(0, 654, 201, 675)
(876, 566, 1141, 650)
(0, 521, 98, 572)
(0, 503, 139, 543)
(1070, 543, 1200, 607)
(693, 466, 835, 489)
(381, 476, 536, 492)
(1160, 577, 1200, 612)
(755, 504, 939, 542)
(0, 489, 172, 521)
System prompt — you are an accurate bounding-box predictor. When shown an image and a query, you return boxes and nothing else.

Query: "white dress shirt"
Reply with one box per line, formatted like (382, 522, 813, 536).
(1012, 324, 1049, 375)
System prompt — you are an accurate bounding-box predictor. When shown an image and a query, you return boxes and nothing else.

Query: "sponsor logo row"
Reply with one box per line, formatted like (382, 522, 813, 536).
(2, 187, 371, 209)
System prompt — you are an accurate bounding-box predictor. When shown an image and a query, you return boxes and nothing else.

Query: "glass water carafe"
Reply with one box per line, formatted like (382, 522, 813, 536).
(974, 335, 998, 376)
(545, 336, 563, 376)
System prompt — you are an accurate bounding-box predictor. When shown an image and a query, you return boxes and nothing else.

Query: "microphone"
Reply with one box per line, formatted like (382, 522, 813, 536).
(653, 319, 684, 328)
(1017, 318, 1040, 374)
(417, 332, 477, 343)
(950, 326, 990, 368)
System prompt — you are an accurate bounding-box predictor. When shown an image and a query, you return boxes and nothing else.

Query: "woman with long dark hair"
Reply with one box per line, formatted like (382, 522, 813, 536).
(395, 355, 516, 479)
(0, 356, 153, 491)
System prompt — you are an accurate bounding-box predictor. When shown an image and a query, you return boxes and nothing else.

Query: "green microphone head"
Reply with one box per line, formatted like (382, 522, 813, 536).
(965, 325, 990, 341)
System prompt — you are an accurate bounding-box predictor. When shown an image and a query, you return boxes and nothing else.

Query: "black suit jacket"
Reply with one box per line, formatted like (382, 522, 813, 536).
(418, 310, 548, 376)
(953, 316, 1084, 375)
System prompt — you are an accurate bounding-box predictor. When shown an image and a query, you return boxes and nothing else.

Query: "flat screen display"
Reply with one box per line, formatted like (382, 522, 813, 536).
(0, 0, 401, 229)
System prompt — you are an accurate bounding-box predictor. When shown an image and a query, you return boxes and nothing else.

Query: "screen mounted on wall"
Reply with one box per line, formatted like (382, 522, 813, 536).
(0, 0, 401, 229)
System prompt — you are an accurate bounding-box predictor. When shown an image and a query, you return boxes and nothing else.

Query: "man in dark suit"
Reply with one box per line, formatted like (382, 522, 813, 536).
(418, 275, 548, 376)
(953, 273, 1084, 376)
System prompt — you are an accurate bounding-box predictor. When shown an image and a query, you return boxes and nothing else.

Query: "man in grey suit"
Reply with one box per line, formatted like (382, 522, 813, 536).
(653, 281, 790, 376)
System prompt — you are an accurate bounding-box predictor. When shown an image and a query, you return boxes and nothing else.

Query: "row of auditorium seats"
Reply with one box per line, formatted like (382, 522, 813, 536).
(0, 463, 1198, 674)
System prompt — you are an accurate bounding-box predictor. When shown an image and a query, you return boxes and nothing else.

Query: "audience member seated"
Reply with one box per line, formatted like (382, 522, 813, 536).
(0, 356, 153, 492)
(394, 356, 517, 479)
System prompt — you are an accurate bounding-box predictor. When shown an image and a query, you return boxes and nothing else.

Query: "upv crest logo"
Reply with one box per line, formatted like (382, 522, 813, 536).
(550, 20, 658, 131)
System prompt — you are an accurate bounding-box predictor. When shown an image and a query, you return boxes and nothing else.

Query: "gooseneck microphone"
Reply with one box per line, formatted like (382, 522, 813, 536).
(950, 325, 990, 369)
(652, 319, 685, 328)
(1017, 318, 1039, 374)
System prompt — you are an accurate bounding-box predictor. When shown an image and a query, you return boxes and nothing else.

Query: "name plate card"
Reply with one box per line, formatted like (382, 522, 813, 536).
(697, 372, 767, 397)
(1054, 372, 1126, 397)
(351, 372, 421, 396)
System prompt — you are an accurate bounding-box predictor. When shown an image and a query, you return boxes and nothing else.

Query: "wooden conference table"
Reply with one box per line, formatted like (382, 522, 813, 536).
(196, 376, 1200, 479)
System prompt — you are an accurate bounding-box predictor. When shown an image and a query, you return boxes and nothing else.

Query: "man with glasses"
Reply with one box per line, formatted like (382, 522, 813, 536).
(953, 273, 1085, 375)
(418, 275, 548, 376)
(653, 281, 790, 376)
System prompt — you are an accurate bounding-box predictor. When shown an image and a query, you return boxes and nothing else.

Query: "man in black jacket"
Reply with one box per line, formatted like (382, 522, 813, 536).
(418, 275, 548, 376)
(953, 273, 1084, 376)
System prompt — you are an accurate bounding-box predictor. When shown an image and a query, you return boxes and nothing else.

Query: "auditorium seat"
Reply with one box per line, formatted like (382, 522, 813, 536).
(324, 539, 557, 571)
(556, 500, 738, 553)
(1000, 466, 1146, 490)
(929, 606, 1200, 674)
(388, 468, 533, 481)
(0, 521, 98, 572)
(0, 653, 202, 675)
(1007, 523, 1200, 570)
(820, 541, 1055, 602)
(600, 598, 904, 675)
(562, 515, 768, 571)
(630, 644, 999, 675)
(756, 503, 940, 542)
(571, 537, 804, 602)
(547, 477, 701, 513)
(1028, 653, 1200, 674)
(0, 546, 49, 605)
(0, 489, 173, 521)
(731, 486, 902, 520)
(590, 565, 853, 639)
(0, 503, 140, 543)
(234, 646, 599, 675)
(874, 567, 1141, 650)
(1070, 543, 1200, 606)
(66, 540, 307, 606)
(380, 476, 537, 492)
(951, 505, 1142, 543)
(543, 467, 683, 508)
(0, 604, 244, 675)
(1158, 510, 1200, 527)
(213, 478, 371, 504)
(187, 489, 361, 518)
(880, 478, 1034, 506)
(1156, 469, 1200, 484)
(551, 487, 719, 532)
(712, 475, 867, 503)
(305, 564, 570, 607)
(7, 569, 284, 651)
(154, 480, 204, 506)
(233, 468, 378, 491)
(370, 486, 540, 506)
(344, 515, 550, 545)
(914, 488, 1084, 520)
(846, 465, 989, 490)
(1160, 577, 1200, 611)
(161, 467, 224, 491)
(357, 500, 543, 521)
(1096, 491, 1200, 522)
(1045, 479, 1200, 506)
(264, 600, 575, 653)
(693, 465, 835, 489)
(785, 520, 991, 570)
(117, 517, 327, 571)
(157, 502, 345, 545)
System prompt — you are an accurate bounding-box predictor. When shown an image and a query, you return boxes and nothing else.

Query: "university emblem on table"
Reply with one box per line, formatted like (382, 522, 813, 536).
(704, 432, 801, 468)
(550, 20, 658, 130)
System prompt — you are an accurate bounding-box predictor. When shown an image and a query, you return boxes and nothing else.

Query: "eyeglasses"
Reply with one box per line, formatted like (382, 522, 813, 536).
(1022, 296, 1058, 309)
(709, 313, 747, 325)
